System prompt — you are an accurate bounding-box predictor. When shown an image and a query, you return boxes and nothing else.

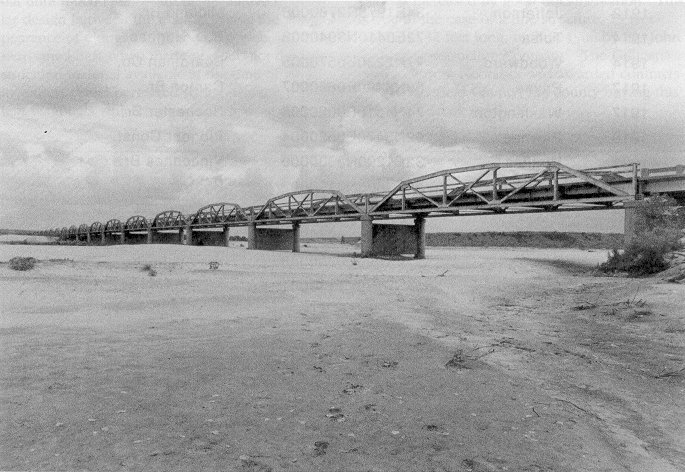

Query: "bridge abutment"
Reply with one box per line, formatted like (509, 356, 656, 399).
(360, 215, 426, 259)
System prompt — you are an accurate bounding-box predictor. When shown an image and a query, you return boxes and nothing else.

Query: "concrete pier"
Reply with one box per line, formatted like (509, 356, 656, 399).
(414, 216, 426, 260)
(360, 216, 374, 258)
(186, 228, 230, 246)
(224, 226, 230, 247)
(247, 225, 297, 251)
(292, 222, 301, 253)
(360, 215, 426, 259)
(247, 223, 256, 250)
(122, 232, 147, 244)
(185, 223, 193, 246)
(624, 201, 638, 247)
(147, 229, 184, 244)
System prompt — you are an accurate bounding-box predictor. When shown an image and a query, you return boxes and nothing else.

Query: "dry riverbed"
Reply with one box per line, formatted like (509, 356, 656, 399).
(0, 244, 683, 471)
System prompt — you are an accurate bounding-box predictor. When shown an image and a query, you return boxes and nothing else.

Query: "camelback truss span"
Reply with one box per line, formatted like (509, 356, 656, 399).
(40, 162, 685, 258)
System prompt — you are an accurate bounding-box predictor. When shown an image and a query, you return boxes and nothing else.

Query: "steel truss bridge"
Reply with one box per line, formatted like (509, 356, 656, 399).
(19, 161, 684, 257)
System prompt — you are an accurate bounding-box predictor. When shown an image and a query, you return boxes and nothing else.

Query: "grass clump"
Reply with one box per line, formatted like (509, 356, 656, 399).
(8, 257, 37, 271)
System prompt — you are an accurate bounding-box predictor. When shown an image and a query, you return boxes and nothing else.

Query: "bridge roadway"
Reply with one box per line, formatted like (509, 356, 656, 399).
(33, 161, 685, 258)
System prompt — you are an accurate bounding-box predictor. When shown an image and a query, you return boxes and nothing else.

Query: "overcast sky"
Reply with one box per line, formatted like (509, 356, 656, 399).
(0, 2, 683, 233)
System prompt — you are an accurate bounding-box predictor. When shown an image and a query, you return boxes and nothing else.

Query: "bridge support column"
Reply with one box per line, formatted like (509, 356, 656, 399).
(178, 228, 184, 244)
(100, 230, 106, 245)
(147, 226, 153, 244)
(292, 222, 300, 253)
(361, 215, 426, 258)
(119, 231, 126, 244)
(624, 201, 638, 247)
(247, 223, 256, 250)
(247, 224, 295, 251)
(223, 226, 230, 247)
(360, 216, 374, 258)
(86, 232, 91, 244)
(185, 224, 194, 246)
(414, 215, 426, 260)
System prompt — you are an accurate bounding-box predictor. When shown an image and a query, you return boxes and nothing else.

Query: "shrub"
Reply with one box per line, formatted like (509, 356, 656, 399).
(600, 195, 684, 276)
(141, 264, 157, 276)
(9, 257, 37, 271)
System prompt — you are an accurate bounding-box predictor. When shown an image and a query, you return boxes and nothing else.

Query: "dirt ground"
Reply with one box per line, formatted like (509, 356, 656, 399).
(0, 244, 683, 472)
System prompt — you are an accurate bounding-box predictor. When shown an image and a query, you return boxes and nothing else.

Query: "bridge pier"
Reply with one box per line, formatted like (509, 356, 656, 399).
(123, 232, 148, 244)
(100, 230, 106, 245)
(360, 215, 426, 259)
(247, 223, 256, 250)
(185, 223, 193, 246)
(147, 229, 184, 244)
(247, 223, 298, 251)
(624, 201, 638, 247)
(292, 222, 300, 253)
(223, 226, 230, 247)
(414, 215, 426, 260)
(86, 232, 91, 244)
(119, 231, 126, 244)
(360, 216, 374, 258)
(186, 228, 231, 246)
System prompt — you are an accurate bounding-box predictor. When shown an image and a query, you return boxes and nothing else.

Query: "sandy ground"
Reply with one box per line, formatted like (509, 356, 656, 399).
(0, 243, 683, 472)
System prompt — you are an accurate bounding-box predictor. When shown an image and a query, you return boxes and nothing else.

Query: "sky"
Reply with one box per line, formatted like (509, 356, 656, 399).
(0, 2, 683, 235)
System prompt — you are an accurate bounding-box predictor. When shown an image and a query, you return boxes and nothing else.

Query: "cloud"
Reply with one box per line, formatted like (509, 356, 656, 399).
(0, 2, 683, 230)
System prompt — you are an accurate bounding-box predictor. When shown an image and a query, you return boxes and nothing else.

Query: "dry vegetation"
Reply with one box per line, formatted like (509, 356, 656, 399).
(600, 196, 684, 276)
(8, 256, 36, 271)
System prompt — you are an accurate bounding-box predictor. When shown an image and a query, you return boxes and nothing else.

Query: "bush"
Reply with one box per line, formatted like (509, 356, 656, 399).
(141, 264, 157, 276)
(9, 257, 37, 271)
(600, 196, 684, 276)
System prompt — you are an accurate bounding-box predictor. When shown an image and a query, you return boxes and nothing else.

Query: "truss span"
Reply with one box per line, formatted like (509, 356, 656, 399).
(253, 190, 364, 223)
(78, 224, 89, 238)
(370, 162, 634, 217)
(152, 211, 185, 229)
(104, 219, 123, 233)
(125, 215, 149, 232)
(189, 203, 248, 227)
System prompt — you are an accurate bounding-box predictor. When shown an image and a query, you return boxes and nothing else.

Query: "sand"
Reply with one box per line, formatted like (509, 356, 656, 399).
(1, 244, 683, 471)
